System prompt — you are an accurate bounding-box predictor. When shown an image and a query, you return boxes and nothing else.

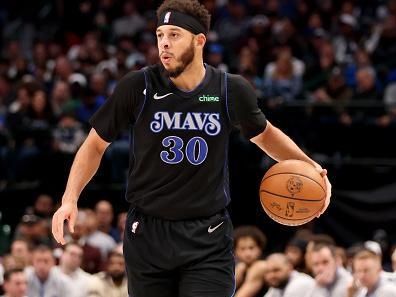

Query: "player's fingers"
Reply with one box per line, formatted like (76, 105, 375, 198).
(68, 210, 77, 233)
(317, 176, 332, 218)
(320, 168, 328, 177)
(52, 211, 66, 245)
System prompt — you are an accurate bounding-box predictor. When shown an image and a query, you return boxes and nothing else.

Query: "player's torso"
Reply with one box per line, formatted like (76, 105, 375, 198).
(127, 65, 232, 219)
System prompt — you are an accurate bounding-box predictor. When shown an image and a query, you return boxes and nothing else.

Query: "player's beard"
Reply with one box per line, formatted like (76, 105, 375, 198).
(164, 39, 195, 78)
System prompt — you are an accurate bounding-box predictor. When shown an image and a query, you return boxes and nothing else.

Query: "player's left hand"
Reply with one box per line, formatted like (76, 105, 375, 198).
(315, 167, 331, 217)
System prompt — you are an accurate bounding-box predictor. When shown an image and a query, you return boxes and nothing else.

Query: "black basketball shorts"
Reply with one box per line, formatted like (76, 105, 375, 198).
(123, 208, 235, 297)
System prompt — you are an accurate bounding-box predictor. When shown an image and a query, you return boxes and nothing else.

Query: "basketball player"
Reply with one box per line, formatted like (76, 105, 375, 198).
(52, 1, 332, 296)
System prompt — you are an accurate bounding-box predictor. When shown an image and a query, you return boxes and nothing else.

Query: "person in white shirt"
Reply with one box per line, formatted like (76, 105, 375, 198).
(309, 243, 352, 297)
(53, 242, 92, 297)
(347, 249, 396, 297)
(264, 253, 315, 297)
(25, 245, 70, 297)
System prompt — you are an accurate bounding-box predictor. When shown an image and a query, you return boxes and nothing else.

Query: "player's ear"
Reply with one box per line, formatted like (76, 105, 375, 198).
(195, 33, 206, 48)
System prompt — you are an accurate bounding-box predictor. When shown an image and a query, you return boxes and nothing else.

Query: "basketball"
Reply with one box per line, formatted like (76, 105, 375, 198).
(259, 159, 326, 226)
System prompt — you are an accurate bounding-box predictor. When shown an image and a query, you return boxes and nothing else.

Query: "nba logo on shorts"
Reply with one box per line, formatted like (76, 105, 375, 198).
(131, 221, 139, 233)
(285, 202, 295, 217)
(164, 12, 171, 23)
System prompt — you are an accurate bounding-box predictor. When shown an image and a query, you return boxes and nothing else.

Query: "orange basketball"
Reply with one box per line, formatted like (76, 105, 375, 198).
(259, 159, 326, 226)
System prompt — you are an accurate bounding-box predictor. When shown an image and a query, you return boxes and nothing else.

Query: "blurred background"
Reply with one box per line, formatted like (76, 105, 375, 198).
(0, 0, 396, 295)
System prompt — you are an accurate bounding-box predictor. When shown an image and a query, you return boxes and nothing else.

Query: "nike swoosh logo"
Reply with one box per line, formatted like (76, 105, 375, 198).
(153, 92, 173, 100)
(208, 221, 224, 233)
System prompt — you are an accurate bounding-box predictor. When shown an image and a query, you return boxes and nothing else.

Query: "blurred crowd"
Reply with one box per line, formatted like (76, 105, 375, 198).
(1, 194, 396, 297)
(0, 0, 396, 185)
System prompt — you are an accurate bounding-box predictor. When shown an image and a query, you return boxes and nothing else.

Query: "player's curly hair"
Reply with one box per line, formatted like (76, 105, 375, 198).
(156, 0, 211, 33)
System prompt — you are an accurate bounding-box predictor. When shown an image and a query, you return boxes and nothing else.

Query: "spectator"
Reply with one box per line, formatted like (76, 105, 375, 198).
(233, 225, 267, 296)
(264, 253, 315, 297)
(13, 214, 51, 248)
(87, 251, 128, 297)
(1, 268, 27, 297)
(94, 200, 119, 242)
(65, 211, 102, 274)
(352, 67, 378, 101)
(25, 245, 70, 297)
(333, 14, 359, 65)
(263, 48, 303, 103)
(53, 243, 92, 297)
(309, 243, 352, 297)
(25, 194, 55, 232)
(112, 1, 145, 38)
(10, 240, 30, 268)
(52, 113, 86, 154)
(284, 236, 308, 273)
(50, 81, 74, 117)
(347, 249, 396, 297)
(84, 209, 117, 260)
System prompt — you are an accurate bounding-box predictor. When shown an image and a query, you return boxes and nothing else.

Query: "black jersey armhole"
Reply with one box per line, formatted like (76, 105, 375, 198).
(222, 71, 232, 125)
(136, 67, 149, 124)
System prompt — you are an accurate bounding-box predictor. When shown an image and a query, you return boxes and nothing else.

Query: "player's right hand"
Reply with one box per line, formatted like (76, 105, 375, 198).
(51, 201, 78, 245)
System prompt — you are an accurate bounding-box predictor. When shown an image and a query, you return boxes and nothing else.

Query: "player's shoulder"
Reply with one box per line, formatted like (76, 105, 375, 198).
(226, 72, 252, 90)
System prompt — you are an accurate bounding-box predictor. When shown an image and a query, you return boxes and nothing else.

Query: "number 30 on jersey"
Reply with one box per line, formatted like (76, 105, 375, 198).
(160, 136, 208, 165)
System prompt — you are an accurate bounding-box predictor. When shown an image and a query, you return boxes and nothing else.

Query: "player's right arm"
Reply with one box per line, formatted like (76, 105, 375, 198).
(235, 260, 267, 297)
(52, 129, 110, 245)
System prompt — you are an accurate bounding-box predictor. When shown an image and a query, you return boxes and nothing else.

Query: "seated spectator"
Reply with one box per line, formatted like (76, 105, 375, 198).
(205, 43, 228, 72)
(264, 253, 315, 297)
(87, 251, 127, 297)
(309, 243, 352, 297)
(305, 234, 337, 275)
(284, 236, 308, 273)
(52, 112, 86, 154)
(311, 67, 353, 124)
(1, 268, 27, 297)
(10, 240, 30, 268)
(84, 209, 117, 261)
(392, 248, 396, 272)
(234, 225, 267, 297)
(50, 81, 75, 117)
(347, 249, 396, 297)
(0, 255, 22, 286)
(352, 67, 379, 101)
(25, 245, 70, 297)
(65, 211, 102, 274)
(53, 243, 92, 297)
(25, 194, 55, 231)
(263, 48, 303, 104)
(94, 200, 120, 242)
(13, 214, 52, 248)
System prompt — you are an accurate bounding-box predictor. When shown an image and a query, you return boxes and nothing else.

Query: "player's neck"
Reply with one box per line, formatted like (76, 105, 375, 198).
(170, 59, 206, 91)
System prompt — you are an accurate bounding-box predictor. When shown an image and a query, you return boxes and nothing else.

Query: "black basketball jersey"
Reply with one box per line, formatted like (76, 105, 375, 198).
(90, 64, 267, 220)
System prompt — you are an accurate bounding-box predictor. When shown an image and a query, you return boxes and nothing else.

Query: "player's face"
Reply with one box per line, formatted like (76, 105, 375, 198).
(311, 247, 337, 286)
(235, 237, 262, 266)
(156, 25, 196, 78)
